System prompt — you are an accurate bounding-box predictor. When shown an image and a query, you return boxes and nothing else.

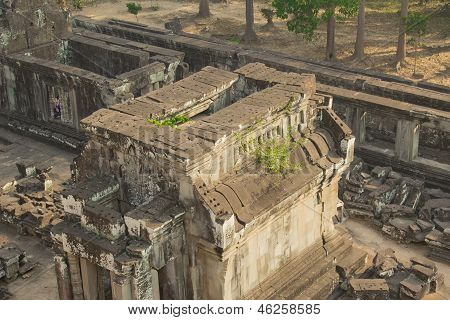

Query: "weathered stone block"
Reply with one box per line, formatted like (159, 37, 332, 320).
(349, 278, 390, 300)
(399, 275, 429, 300)
(411, 264, 436, 282)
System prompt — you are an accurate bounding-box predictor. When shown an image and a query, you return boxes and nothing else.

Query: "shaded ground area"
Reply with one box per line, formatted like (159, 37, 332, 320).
(80, 0, 449, 86)
(0, 126, 76, 188)
(0, 222, 58, 299)
(343, 217, 449, 298)
(0, 126, 75, 299)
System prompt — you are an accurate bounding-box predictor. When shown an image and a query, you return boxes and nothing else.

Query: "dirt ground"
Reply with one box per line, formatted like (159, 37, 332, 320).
(0, 222, 59, 300)
(0, 126, 76, 188)
(79, 0, 449, 86)
(0, 127, 76, 299)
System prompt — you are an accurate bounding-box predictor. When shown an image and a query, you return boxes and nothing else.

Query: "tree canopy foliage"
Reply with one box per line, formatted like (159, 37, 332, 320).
(126, 2, 142, 16)
(272, 0, 359, 40)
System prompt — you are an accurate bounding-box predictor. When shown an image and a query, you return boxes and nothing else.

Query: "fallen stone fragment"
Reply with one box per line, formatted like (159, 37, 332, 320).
(0, 287, 12, 300)
(399, 275, 429, 300)
(426, 188, 450, 199)
(388, 171, 402, 180)
(371, 166, 392, 180)
(16, 162, 37, 179)
(349, 278, 390, 300)
(411, 264, 436, 282)
(416, 219, 434, 232)
(410, 256, 436, 272)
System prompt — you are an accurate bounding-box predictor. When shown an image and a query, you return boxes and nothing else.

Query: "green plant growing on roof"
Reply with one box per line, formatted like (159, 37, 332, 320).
(255, 137, 303, 175)
(126, 2, 143, 23)
(147, 115, 189, 128)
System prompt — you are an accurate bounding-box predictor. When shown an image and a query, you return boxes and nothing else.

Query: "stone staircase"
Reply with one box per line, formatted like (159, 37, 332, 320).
(243, 230, 368, 300)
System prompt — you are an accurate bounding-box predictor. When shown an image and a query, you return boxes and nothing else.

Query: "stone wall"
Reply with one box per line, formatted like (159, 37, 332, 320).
(0, 53, 127, 130)
(0, 0, 69, 54)
(66, 35, 149, 77)
(333, 105, 450, 153)
(73, 137, 180, 209)
(192, 178, 339, 299)
(72, 17, 450, 111)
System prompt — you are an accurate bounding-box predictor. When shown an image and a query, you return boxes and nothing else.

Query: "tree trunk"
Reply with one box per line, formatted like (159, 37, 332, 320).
(243, 0, 257, 43)
(396, 0, 409, 66)
(353, 0, 366, 60)
(325, 5, 336, 61)
(413, 40, 417, 75)
(198, 0, 210, 18)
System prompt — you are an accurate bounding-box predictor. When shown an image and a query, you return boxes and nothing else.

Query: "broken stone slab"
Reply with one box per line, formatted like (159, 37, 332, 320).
(0, 287, 12, 300)
(403, 187, 422, 210)
(389, 217, 416, 233)
(399, 274, 430, 300)
(444, 228, 450, 241)
(376, 258, 398, 278)
(345, 201, 374, 212)
(430, 272, 445, 293)
(434, 207, 450, 222)
(416, 219, 434, 232)
(1, 180, 17, 194)
(411, 264, 436, 282)
(419, 198, 450, 221)
(382, 224, 408, 241)
(381, 204, 416, 217)
(0, 245, 28, 282)
(336, 247, 368, 279)
(410, 256, 437, 272)
(373, 249, 399, 278)
(346, 208, 374, 219)
(371, 166, 392, 180)
(425, 230, 450, 249)
(346, 184, 365, 194)
(393, 180, 411, 206)
(409, 223, 421, 234)
(369, 185, 397, 214)
(426, 188, 450, 199)
(16, 161, 36, 178)
(361, 172, 371, 179)
(434, 219, 450, 232)
(388, 171, 402, 180)
(386, 270, 410, 299)
(349, 278, 390, 300)
(424, 230, 450, 262)
(343, 191, 361, 202)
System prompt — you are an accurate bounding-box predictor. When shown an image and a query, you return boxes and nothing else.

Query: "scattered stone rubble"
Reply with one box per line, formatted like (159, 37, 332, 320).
(0, 287, 12, 300)
(339, 248, 445, 300)
(340, 158, 450, 262)
(0, 244, 35, 283)
(0, 162, 65, 244)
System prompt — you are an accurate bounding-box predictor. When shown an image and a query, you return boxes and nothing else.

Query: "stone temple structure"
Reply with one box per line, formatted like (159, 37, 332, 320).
(0, 1, 187, 149)
(50, 62, 361, 300)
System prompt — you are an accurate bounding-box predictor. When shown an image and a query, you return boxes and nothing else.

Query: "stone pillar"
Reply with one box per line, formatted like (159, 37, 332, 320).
(80, 258, 99, 300)
(130, 263, 159, 300)
(151, 269, 161, 300)
(395, 119, 420, 162)
(97, 268, 106, 300)
(54, 256, 73, 300)
(349, 108, 366, 146)
(111, 273, 132, 300)
(67, 254, 84, 300)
